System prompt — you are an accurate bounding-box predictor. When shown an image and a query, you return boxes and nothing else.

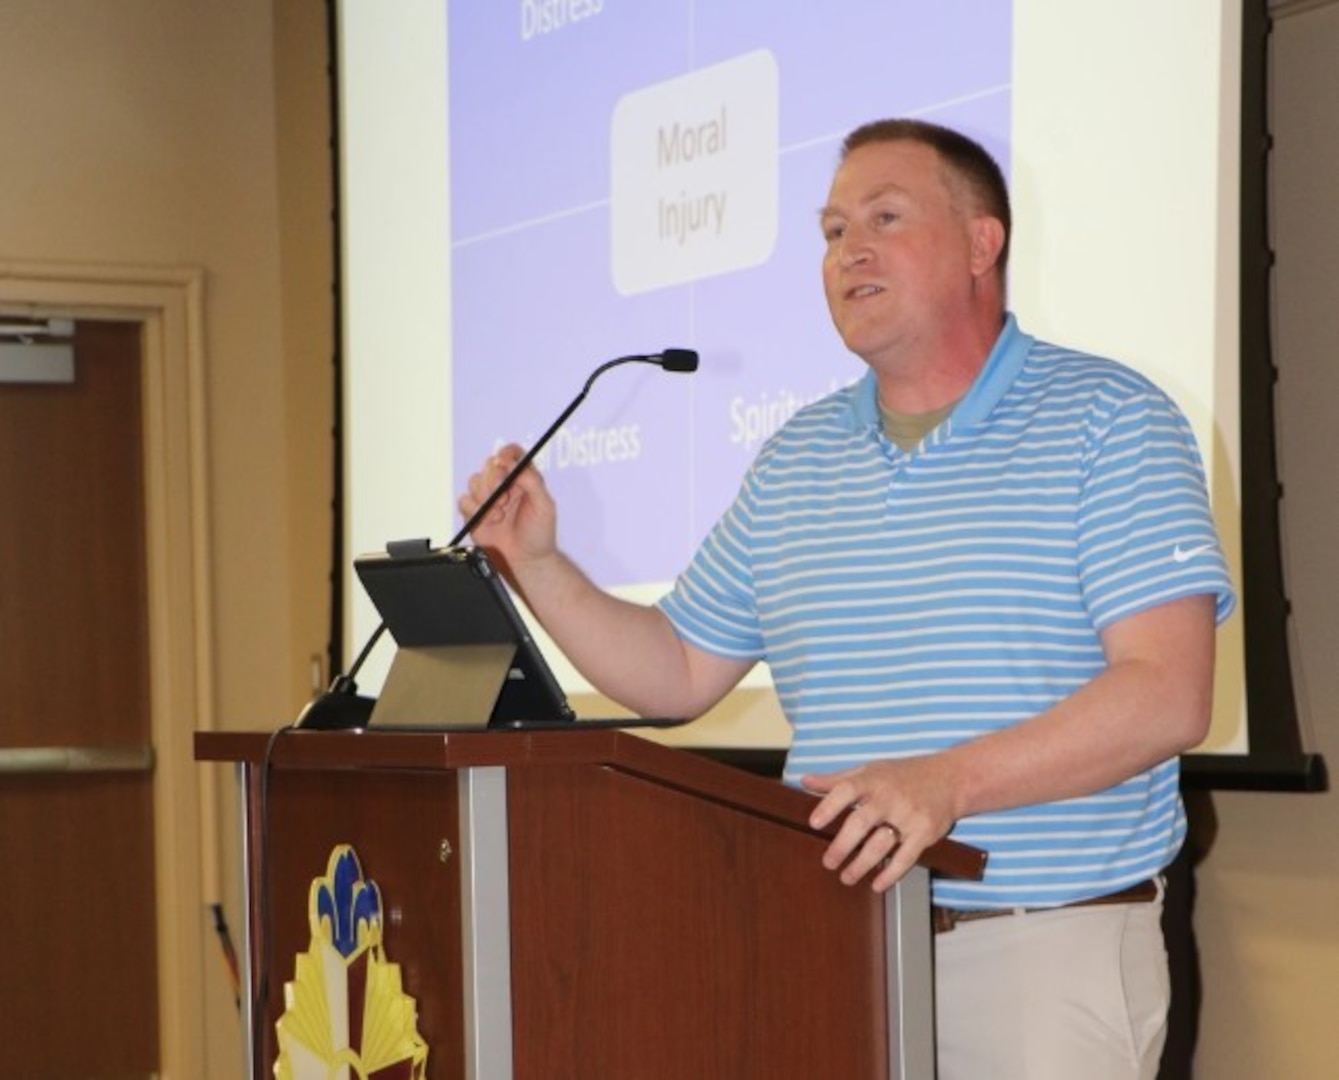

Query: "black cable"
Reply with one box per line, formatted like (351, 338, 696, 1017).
(325, 0, 347, 682)
(210, 903, 241, 1010)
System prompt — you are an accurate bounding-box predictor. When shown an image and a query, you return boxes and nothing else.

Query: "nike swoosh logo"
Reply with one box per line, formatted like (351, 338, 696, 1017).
(1172, 543, 1214, 563)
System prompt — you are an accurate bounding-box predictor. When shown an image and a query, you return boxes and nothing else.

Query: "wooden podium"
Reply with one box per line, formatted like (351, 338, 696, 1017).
(197, 728, 985, 1079)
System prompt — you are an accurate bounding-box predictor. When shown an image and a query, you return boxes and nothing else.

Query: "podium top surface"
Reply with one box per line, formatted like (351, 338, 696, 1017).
(197, 728, 985, 881)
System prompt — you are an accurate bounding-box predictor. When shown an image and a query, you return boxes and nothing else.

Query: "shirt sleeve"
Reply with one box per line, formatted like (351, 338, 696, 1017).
(1075, 382, 1236, 630)
(657, 470, 769, 661)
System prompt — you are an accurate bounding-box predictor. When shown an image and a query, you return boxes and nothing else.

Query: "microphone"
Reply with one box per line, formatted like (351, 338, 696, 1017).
(293, 347, 699, 730)
(654, 348, 699, 373)
(447, 348, 699, 546)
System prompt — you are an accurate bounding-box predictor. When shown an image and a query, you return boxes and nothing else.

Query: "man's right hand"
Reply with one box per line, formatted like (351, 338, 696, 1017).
(457, 442, 752, 720)
(457, 443, 557, 573)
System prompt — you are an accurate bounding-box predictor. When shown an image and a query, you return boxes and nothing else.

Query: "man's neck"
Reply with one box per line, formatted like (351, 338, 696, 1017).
(872, 308, 1004, 413)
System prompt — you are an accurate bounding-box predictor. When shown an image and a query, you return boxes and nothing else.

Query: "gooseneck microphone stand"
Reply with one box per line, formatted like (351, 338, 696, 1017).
(292, 348, 699, 731)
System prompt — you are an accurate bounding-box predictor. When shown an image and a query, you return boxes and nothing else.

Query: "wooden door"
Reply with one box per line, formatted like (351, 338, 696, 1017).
(0, 321, 159, 1076)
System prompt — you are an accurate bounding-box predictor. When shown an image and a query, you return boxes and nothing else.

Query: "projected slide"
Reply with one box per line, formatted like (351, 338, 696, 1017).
(449, 2, 1012, 589)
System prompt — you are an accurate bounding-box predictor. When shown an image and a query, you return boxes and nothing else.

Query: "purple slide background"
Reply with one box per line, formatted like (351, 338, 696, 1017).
(450, 1, 1011, 587)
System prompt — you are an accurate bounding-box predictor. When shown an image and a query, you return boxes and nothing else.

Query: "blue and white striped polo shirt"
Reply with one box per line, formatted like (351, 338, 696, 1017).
(659, 315, 1236, 908)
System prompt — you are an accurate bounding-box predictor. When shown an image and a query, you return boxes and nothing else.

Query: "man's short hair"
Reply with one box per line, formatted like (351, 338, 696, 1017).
(841, 119, 1012, 275)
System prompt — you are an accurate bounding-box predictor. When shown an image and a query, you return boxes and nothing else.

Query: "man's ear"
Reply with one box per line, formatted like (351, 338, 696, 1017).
(969, 216, 1006, 278)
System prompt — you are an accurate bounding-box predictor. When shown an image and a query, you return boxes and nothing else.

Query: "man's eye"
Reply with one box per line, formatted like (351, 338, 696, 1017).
(823, 224, 845, 242)
(874, 210, 899, 226)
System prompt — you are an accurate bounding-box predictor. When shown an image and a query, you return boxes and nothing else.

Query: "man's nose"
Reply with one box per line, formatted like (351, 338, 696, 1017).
(837, 227, 872, 268)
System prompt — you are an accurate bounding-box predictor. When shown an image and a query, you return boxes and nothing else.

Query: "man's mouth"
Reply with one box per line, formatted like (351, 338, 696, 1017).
(846, 283, 884, 300)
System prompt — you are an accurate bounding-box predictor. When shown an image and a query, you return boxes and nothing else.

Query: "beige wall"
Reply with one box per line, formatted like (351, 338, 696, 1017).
(274, 0, 336, 712)
(0, 1, 331, 1074)
(1194, 3, 1339, 1077)
(0, 1, 328, 714)
(3, 1, 1337, 1076)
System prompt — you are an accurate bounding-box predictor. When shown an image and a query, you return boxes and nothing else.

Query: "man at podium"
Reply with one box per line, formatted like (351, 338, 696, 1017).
(459, 119, 1235, 1080)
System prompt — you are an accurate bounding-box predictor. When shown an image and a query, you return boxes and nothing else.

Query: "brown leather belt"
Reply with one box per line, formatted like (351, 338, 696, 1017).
(932, 877, 1160, 934)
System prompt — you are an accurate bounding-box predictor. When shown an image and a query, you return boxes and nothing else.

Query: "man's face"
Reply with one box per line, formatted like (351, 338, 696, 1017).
(820, 140, 982, 371)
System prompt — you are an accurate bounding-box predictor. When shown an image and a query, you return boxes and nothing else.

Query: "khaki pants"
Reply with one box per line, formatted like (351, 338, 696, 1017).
(934, 892, 1169, 1079)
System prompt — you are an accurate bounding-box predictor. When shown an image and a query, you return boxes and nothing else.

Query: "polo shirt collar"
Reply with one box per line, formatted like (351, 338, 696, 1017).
(954, 313, 1032, 425)
(848, 313, 1034, 432)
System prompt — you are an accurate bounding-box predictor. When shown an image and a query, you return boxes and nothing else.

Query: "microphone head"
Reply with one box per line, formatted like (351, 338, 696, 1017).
(658, 348, 699, 373)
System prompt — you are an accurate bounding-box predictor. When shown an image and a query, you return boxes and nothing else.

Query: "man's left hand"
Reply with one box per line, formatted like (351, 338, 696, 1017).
(802, 757, 959, 893)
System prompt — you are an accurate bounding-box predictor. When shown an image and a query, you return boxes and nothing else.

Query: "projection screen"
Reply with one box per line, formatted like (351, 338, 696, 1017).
(332, 0, 1321, 789)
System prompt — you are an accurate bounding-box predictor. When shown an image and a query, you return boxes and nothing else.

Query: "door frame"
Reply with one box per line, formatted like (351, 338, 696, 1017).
(0, 260, 214, 1078)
